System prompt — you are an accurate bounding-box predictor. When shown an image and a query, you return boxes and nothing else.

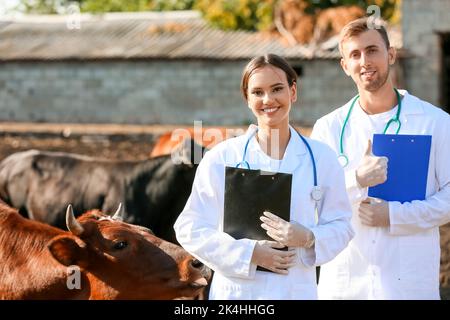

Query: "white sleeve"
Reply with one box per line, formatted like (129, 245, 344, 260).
(343, 168, 368, 204)
(389, 116, 450, 235)
(311, 119, 366, 205)
(310, 118, 328, 143)
(174, 150, 257, 279)
(300, 146, 354, 267)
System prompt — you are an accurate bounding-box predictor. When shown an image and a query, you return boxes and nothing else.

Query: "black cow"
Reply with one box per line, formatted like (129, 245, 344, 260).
(0, 139, 205, 244)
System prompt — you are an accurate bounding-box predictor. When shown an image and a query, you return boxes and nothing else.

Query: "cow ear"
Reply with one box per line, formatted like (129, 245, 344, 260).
(47, 235, 89, 268)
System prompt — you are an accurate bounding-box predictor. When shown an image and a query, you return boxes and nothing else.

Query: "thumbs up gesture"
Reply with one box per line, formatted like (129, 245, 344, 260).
(355, 140, 389, 188)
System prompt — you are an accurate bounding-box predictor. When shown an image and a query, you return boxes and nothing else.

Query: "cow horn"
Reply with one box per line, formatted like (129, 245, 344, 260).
(66, 204, 84, 236)
(112, 203, 124, 221)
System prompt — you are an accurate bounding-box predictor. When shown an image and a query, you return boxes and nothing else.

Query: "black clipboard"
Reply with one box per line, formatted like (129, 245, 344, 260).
(223, 166, 292, 272)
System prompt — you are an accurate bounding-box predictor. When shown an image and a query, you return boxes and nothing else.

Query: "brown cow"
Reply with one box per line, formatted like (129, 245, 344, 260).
(0, 203, 210, 300)
(150, 127, 244, 158)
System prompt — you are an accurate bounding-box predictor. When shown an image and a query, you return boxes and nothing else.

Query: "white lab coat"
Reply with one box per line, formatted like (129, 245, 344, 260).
(311, 90, 450, 300)
(174, 125, 354, 300)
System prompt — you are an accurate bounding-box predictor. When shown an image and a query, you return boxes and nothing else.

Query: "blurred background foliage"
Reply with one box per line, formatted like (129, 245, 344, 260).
(15, 0, 401, 29)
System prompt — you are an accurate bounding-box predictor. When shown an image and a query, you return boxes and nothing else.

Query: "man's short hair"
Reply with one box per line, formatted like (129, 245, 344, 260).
(339, 17, 390, 56)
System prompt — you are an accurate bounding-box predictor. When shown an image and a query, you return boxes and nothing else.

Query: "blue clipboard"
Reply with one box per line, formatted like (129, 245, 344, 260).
(368, 134, 432, 203)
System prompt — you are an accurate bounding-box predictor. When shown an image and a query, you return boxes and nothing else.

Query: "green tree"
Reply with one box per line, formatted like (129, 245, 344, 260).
(194, 0, 275, 31)
(81, 0, 195, 12)
(16, 0, 400, 28)
(149, 0, 195, 11)
(16, 0, 196, 14)
(81, 0, 150, 12)
(17, 0, 82, 14)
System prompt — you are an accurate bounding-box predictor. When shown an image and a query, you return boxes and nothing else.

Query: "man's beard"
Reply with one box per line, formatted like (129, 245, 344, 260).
(361, 67, 390, 92)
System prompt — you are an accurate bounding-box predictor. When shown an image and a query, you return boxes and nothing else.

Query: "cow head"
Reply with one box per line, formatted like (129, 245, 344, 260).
(47, 204, 211, 300)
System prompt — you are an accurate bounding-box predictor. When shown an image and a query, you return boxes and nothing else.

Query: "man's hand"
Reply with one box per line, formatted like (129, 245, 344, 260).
(260, 211, 315, 248)
(250, 240, 296, 274)
(358, 197, 390, 227)
(356, 140, 389, 188)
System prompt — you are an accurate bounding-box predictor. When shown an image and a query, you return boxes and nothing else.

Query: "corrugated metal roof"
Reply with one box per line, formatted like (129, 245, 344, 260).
(0, 10, 403, 61)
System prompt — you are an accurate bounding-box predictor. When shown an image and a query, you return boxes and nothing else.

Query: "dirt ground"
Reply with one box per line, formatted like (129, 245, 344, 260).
(0, 122, 448, 300)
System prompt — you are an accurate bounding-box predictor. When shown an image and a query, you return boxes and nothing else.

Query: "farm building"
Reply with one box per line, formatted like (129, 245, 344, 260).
(0, 9, 405, 126)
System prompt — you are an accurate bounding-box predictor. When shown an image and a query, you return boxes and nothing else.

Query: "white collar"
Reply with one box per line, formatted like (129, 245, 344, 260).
(244, 125, 307, 157)
(343, 89, 424, 122)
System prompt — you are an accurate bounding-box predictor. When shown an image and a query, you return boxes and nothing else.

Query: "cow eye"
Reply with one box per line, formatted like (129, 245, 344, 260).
(113, 241, 128, 250)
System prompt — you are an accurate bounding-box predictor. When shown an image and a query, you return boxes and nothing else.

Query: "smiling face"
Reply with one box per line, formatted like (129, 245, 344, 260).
(246, 65, 297, 130)
(340, 29, 396, 93)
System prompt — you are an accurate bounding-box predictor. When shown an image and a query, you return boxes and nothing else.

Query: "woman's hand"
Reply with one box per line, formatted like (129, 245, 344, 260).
(260, 211, 315, 248)
(251, 240, 296, 274)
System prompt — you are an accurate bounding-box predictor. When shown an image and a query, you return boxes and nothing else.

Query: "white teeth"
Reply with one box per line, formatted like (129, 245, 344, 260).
(362, 71, 375, 76)
(263, 107, 278, 113)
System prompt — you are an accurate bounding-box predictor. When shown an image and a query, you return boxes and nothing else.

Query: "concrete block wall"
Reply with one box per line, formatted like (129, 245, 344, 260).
(0, 59, 355, 126)
(295, 59, 356, 123)
(402, 0, 450, 107)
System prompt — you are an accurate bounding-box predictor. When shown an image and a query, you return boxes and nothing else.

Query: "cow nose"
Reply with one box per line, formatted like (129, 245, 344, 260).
(189, 258, 212, 282)
(190, 258, 204, 269)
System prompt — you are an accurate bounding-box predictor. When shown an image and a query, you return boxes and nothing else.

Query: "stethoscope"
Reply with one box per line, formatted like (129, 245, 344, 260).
(236, 127, 323, 204)
(338, 88, 402, 167)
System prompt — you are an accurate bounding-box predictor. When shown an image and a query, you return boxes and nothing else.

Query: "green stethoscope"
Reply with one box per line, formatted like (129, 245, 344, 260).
(337, 88, 402, 167)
